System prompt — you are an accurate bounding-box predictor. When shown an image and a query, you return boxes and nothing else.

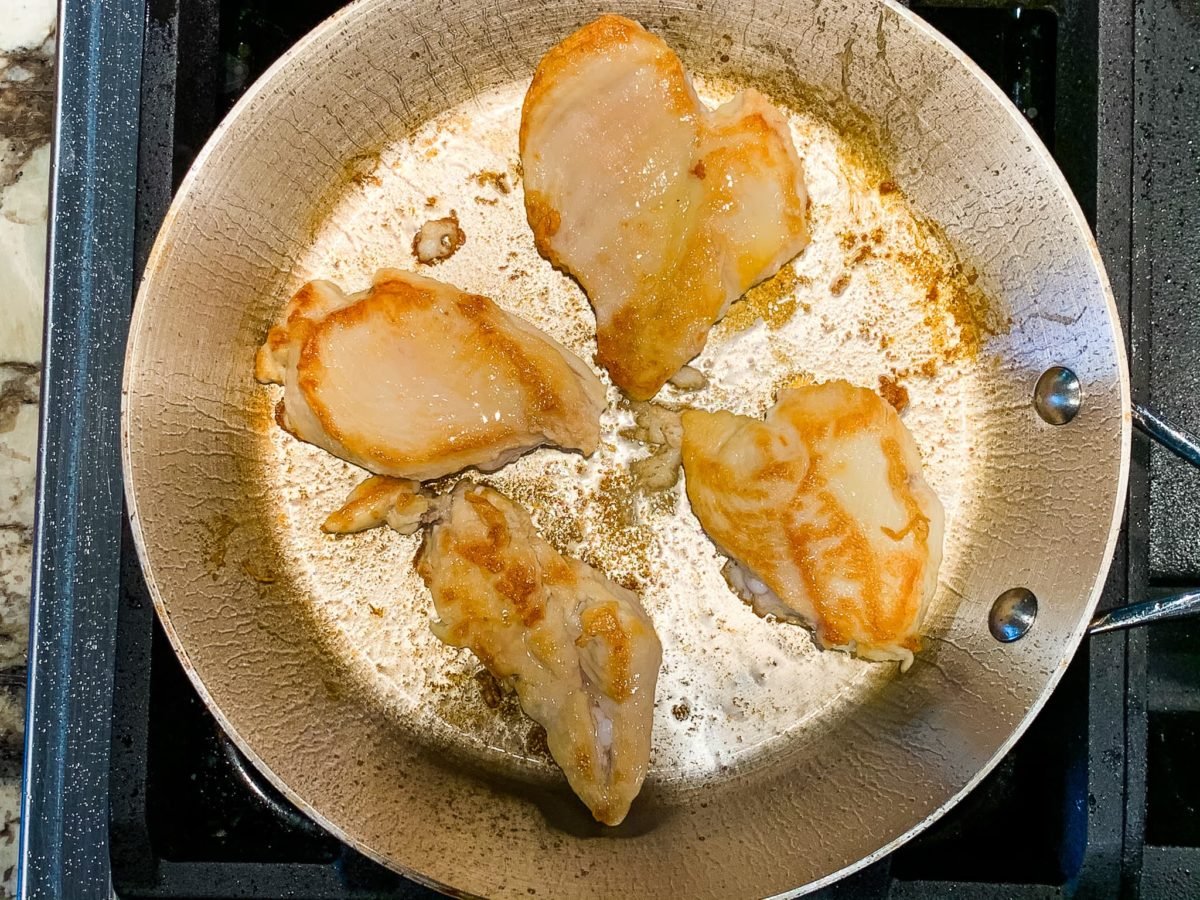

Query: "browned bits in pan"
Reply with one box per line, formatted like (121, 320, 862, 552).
(721, 265, 807, 331)
(344, 151, 382, 187)
(878, 375, 910, 413)
(412, 210, 466, 264)
(472, 169, 512, 194)
(474, 669, 505, 709)
(524, 723, 550, 759)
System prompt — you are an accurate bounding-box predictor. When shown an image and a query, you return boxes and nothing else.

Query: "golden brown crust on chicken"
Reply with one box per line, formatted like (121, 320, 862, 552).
(520, 16, 810, 400)
(320, 475, 439, 535)
(519, 15, 697, 153)
(417, 482, 662, 825)
(257, 269, 606, 482)
(680, 381, 944, 669)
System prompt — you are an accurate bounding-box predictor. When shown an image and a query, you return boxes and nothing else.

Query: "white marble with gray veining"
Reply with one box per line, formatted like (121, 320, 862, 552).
(0, 0, 56, 894)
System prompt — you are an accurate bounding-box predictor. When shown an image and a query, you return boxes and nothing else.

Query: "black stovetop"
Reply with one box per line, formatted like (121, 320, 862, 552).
(22, 1, 1200, 898)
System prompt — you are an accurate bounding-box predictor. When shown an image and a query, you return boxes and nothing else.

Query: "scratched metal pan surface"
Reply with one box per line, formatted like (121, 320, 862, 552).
(121, 0, 1129, 896)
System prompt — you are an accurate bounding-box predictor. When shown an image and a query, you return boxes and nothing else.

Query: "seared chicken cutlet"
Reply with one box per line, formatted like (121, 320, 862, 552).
(681, 381, 944, 670)
(319, 475, 436, 535)
(417, 482, 662, 826)
(255, 269, 606, 485)
(520, 15, 810, 400)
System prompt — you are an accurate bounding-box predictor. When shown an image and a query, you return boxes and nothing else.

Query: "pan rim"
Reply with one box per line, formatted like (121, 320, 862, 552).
(120, 0, 469, 892)
(786, 0, 1133, 890)
(120, 0, 1133, 895)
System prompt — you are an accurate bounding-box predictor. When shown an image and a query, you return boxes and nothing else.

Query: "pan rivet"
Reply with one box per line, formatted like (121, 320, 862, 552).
(1033, 366, 1082, 425)
(989, 588, 1038, 642)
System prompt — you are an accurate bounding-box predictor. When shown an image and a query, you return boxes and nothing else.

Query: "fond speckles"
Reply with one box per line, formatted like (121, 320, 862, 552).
(261, 77, 992, 788)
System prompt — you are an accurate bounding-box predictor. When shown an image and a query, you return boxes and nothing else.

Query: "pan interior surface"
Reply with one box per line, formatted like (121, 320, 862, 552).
(272, 76, 995, 786)
(123, 1, 1129, 897)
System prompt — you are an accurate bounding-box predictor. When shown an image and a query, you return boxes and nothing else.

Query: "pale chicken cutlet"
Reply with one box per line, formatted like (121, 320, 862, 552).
(255, 269, 606, 530)
(519, 14, 810, 401)
(680, 380, 944, 670)
(416, 482, 663, 826)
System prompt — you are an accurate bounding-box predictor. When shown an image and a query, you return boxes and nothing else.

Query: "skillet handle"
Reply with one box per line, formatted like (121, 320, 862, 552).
(1132, 402, 1200, 468)
(1084, 405, 1200, 634)
(1090, 590, 1200, 634)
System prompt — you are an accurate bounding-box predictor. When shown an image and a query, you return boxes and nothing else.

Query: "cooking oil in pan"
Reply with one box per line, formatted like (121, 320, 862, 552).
(258, 77, 1004, 788)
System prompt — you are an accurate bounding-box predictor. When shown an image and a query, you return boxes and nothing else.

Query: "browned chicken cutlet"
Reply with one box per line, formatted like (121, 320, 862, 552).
(256, 269, 606, 531)
(681, 380, 944, 670)
(416, 481, 662, 825)
(520, 15, 810, 400)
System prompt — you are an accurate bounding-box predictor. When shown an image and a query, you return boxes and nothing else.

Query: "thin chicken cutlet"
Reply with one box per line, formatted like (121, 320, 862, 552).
(417, 482, 662, 826)
(520, 15, 810, 400)
(256, 269, 605, 482)
(257, 269, 607, 532)
(681, 380, 944, 669)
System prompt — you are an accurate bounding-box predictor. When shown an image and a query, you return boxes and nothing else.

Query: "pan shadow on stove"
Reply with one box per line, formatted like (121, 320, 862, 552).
(891, 653, 1089, 886)
(143, 624, 341, 865)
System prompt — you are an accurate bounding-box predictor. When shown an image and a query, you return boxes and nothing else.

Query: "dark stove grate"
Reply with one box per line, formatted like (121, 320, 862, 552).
(59, 0, 1193, 897)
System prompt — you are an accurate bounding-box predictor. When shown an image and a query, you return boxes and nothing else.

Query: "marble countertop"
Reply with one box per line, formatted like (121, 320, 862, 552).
(0, 0, 57, 894)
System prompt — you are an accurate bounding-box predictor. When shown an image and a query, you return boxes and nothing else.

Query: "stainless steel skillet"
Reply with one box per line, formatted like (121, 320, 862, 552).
(121, 0, 1200, 895)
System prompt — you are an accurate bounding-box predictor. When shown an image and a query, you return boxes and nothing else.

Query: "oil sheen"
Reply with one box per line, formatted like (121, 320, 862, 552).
(259, 77, 998, 789)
